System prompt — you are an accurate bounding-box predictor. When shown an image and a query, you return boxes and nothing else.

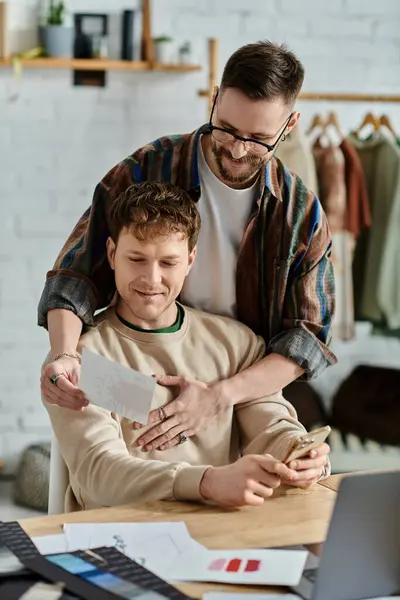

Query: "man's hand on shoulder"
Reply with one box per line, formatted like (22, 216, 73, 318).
(199, 454, 298, 508)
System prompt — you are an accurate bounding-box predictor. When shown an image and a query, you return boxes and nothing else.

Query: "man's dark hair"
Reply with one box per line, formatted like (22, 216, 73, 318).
(108, 181, 201, 252)
(221, 40, 305, 106)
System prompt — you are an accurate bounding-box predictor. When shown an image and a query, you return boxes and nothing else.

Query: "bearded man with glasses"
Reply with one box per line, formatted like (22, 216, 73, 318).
(40, 41, 336, 471)
(208, 92, 293, 185)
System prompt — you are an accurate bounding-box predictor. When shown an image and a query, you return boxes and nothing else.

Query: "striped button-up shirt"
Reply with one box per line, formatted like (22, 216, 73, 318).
(38, 125, 337, 379)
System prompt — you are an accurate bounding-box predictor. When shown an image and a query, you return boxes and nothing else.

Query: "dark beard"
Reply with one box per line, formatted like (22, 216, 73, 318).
(211, 138, 265, 185)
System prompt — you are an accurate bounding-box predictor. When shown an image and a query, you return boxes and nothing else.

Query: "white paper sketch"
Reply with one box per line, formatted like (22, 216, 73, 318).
(80, 347, 156, 423)
(63, 521, 205, 578)
(32, 534, 68, 555)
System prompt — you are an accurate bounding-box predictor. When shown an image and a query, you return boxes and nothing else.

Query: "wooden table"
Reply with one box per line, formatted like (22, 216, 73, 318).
(19, 482, 337, 598)
(318, 473, 345, 493)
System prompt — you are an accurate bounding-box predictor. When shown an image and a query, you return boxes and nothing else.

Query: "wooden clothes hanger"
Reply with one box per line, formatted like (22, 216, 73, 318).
(307, 112, 343, 146)
(353, 112, 381, 138)
(379, 114, 397, 138)
(306, 113, 326, 136)
(325, 111, 343, 139)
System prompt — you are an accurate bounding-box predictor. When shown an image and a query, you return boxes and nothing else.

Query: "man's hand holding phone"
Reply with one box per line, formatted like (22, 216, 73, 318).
(282, 426, 331, 489)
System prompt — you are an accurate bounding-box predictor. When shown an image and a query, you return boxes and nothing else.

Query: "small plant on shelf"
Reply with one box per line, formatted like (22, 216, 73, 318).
(40, 0, 72, 58)
(153, 34, 174, 63)
(46, 0, 66, 26)
(153, 35, 173, 44)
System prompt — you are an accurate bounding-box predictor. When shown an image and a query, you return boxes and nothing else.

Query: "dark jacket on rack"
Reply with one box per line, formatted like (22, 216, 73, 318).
(340, 138, 371, 238)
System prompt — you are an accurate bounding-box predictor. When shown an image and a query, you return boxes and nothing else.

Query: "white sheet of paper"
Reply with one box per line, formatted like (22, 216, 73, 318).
(0, 545, 25, 574)
(169, 548, 308, 586)
(204, 594, 301, 600)
(32, 534, 68, 555)
(128, 532, 195, 577)
(63, 521, 205, 578)
(80, 347, 156, 423)
(19, 582, 64, 600)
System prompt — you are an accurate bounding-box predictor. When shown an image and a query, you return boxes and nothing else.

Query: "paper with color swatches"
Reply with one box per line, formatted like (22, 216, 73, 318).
(169, 548, 308, 586)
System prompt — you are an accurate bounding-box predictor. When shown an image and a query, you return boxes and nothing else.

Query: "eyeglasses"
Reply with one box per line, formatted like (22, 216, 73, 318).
(208, 93, 293, 156)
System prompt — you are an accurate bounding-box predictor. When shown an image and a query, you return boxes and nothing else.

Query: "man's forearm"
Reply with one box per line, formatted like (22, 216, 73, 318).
(214, 353, 304, 407)
(47, 309, 83, 355)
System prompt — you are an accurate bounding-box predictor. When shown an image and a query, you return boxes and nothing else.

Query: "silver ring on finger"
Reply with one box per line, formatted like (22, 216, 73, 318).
(179, 433, 189, 445)
(49, 373, 63, 387)
(318, 464, 328, 481)
(159, 406, 167, 422)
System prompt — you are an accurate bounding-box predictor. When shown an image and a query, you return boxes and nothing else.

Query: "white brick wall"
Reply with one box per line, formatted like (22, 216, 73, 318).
(1, 0, 400, 474)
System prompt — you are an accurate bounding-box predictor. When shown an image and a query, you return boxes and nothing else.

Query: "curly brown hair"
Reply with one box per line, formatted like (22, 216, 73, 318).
(108, 182, 201, 252)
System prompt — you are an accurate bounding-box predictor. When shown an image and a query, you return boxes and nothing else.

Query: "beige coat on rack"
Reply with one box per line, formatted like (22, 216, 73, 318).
(275, 125, 319, 195)
(312, 130, 355, 342)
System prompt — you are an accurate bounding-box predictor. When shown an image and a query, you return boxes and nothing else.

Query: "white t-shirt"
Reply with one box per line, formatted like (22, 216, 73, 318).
(180, 138, 257, 318)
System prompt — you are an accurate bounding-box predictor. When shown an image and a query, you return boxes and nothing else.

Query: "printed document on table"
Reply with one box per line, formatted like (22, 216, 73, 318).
(32, 534, 68, 555)
(63, 521, 205, 578)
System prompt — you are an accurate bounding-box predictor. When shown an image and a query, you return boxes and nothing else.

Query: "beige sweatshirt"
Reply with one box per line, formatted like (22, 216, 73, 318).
(43, 306, 307, 512)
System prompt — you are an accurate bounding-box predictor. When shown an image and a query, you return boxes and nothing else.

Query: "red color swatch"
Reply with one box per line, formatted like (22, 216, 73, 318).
(226, 559, 242, 572)
(208, 557, 262, 574)
(244, 559, 261, 572)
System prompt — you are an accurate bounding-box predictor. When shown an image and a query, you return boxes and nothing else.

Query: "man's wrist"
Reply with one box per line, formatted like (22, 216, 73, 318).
(199, 466, 216, 500)
(211, 378, 238, 411)
(50, 352, 81, 364)
(50, 345, 79, 357)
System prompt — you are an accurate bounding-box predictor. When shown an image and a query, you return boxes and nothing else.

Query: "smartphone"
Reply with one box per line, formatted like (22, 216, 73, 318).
(284, 425, 331, 464)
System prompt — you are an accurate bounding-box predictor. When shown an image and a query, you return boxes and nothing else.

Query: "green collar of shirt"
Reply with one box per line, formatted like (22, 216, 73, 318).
(116, 303, 184, 333)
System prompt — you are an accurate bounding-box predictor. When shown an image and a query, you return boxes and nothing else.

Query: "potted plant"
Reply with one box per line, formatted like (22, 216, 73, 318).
(153, 34, 173, 64)
(40, 1, 72, 58)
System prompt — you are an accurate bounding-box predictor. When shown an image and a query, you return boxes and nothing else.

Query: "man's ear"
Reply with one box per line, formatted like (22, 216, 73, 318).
(187, 246, 197, 275)
(106, 237, 116, 270)
(286, 111, 300, 136)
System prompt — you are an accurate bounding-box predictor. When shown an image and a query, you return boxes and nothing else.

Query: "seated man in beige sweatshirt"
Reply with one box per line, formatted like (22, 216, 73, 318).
(43, 181, 330, 512)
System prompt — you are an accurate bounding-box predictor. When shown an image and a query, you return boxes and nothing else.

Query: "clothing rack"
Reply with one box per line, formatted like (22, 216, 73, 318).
(198, 38, 400, 114)
(198, 41, 400, 113)
(298, 92, 400, 103)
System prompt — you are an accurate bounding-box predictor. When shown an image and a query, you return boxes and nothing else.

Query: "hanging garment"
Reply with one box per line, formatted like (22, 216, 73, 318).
(349, 133, 400, 329)
(339, 138, 371, 238)
(330, 232, 356, 341)
(275, 124, 319, 195)
(312, 139, 347, 232)
(313, 139, 355, 340)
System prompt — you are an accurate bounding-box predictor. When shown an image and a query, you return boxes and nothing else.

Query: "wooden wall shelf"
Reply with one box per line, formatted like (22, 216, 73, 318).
(0, 58, 201, 72)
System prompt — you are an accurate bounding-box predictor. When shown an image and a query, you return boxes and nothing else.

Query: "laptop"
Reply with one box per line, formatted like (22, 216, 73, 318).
(292, 470, 400, 600)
